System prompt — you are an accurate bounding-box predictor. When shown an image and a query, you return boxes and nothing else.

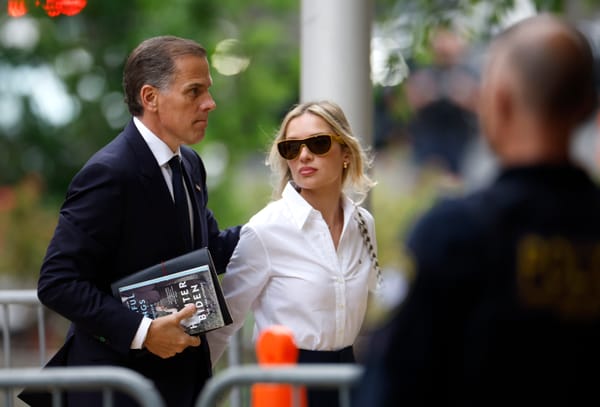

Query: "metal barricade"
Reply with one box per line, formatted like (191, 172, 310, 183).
(0, 366, 165, 407)
(0, 289, 46, 368)
(195, 364, 363, 407)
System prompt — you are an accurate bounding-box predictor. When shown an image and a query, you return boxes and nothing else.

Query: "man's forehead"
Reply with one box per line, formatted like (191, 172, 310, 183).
(172, 56, 211, 81)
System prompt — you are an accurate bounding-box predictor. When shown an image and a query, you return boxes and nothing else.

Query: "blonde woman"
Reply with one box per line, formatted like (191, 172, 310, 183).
(207, 100, 379, 406)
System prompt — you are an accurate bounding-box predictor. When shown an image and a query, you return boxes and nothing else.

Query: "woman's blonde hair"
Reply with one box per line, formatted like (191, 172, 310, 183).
(267, 100, 376, 203)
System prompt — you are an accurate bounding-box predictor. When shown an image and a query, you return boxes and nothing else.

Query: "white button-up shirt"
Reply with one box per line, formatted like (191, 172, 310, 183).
(207, 182, 379, 364)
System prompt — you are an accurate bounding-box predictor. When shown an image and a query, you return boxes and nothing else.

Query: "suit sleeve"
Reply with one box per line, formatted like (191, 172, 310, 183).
(37, 162, 143, 354)
(206, 210, 241, 274)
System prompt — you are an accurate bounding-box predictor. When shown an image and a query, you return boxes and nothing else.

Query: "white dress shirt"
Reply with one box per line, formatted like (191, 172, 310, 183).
(129, 117, 192, 349)
(207, 182, 379, 364)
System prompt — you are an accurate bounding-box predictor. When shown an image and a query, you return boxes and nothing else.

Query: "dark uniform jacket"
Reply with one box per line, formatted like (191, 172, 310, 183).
(355, 164, 600, 406)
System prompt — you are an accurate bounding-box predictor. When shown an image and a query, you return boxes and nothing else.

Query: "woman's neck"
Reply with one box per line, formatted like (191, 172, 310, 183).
(301, 188, 344, 248)
(301, 189, 342, 221)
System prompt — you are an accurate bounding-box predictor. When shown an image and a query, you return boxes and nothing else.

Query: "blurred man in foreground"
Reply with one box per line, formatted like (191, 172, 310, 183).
(354, 14, 600, 406)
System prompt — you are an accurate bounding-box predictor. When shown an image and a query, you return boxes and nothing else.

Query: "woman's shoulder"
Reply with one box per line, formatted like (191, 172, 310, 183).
(240, 199, 293, 249)
(246, 199, 289, 228)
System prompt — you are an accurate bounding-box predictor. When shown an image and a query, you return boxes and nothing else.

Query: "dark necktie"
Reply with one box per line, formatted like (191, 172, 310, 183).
(168, 156, 193, 250)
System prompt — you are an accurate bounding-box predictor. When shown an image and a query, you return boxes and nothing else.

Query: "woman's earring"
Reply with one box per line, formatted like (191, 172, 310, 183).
(343, 162, 348, 169)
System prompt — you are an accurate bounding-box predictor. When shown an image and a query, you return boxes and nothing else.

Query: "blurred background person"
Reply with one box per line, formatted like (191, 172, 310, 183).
(354, 13, 600, 407)
(404, 26, 480, 179)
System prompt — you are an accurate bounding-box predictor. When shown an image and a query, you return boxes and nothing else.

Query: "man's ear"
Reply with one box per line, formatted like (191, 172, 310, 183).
(495, 85, 514, 123)
(140, 84, 158, 112)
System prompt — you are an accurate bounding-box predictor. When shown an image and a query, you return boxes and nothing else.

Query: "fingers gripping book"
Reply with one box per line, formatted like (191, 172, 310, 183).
(111, 248, 232, 336)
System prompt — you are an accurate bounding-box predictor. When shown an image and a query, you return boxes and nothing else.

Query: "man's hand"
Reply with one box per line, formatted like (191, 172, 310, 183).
(143, 304, 201, 358)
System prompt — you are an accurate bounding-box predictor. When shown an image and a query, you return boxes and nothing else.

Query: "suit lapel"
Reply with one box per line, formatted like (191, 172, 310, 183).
(121, 121, 186, 256)
(121, 122, 207, 250)
(122, 121, 173, 208)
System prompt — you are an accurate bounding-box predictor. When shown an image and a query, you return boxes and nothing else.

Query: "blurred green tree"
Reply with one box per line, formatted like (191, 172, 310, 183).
(0, 0, 299, 278)
(0, 0, 298, 203)
(0, 0, 589, 280)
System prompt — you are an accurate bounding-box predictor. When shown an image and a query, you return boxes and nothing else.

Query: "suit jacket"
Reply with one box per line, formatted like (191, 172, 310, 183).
(20, 120, 240, 407)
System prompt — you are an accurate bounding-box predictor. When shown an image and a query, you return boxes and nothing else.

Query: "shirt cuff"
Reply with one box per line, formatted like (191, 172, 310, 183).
(130, 317, 153, 349)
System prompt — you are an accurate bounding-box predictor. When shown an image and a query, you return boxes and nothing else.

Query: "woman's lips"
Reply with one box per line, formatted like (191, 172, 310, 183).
(299, 166, 317, 176)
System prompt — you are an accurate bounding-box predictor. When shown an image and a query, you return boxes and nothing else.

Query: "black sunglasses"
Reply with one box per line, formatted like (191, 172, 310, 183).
(277, 133, 345, 160)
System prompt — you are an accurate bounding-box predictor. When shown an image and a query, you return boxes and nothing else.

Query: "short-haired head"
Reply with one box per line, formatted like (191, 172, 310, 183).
(123, 36, 207, 117)
(490, 14, 597, 126)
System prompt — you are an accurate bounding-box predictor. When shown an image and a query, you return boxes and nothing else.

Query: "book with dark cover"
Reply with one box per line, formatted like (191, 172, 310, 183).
(111, 248, 232, 336)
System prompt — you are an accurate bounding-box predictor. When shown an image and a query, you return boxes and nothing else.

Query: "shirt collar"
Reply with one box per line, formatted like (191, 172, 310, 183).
(281, 182, 358, 230)
(133, 117, 181, 167)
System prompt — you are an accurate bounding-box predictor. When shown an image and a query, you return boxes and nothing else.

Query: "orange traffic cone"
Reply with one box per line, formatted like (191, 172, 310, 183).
(251, 325, 308, 407)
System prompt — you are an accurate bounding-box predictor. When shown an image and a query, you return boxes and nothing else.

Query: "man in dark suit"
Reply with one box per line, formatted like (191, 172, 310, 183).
(354, 14, 600, 407)
(19, 36, 240, 406)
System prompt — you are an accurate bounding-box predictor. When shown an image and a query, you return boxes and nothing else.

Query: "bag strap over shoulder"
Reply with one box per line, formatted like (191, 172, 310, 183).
(355, 209, 384, 296)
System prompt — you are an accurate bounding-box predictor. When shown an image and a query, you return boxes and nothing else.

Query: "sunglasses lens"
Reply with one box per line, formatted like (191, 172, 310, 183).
(278, 141, 301, 160)
(307, 135, 332, 155)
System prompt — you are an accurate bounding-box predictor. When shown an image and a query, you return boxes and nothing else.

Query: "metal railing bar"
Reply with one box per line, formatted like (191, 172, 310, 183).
(1, 304, 10, 368)
(195, 364, 363, 407)
(0, 289, 48, 369)
(0, 366, 165, 407)
(37, 304, 46, 366)
(0, 290, 40, 304)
